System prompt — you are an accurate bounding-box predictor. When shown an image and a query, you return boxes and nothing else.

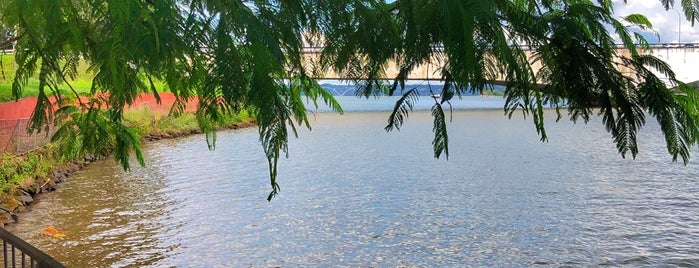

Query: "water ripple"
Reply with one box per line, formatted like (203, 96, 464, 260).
(5, 110, 699, 267)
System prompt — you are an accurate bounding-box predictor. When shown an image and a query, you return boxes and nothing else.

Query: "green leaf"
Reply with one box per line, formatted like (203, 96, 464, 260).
(431, 103, 449, 160)
(385, 88, 419, 132)
(623, 14, 653, 29)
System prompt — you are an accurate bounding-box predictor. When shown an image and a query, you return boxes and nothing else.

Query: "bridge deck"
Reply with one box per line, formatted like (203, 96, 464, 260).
(301, 44, 699, 83)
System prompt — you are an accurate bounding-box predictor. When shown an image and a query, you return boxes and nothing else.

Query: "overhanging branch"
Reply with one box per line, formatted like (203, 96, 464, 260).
(0, 32, 23, 50)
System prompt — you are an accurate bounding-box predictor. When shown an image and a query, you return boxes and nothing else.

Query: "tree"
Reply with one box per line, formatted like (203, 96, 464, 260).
(1, 0, 698, 200)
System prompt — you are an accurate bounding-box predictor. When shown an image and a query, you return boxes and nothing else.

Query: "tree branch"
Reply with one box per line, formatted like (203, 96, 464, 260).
(0, 31, 23, 50)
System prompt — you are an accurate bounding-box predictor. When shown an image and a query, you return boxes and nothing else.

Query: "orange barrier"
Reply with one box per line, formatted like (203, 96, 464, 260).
(0, 93, 197, 154)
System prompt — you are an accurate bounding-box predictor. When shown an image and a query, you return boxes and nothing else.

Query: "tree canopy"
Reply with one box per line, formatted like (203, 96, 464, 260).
(1, 0, 699, 200)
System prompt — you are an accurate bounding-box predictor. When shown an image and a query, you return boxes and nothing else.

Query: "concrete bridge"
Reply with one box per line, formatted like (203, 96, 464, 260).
(302, 44, 699, 84)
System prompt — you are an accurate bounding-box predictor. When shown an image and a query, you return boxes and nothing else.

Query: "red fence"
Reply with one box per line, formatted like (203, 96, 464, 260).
(0, 93, 197, 154)
(0, 96, 49, 154)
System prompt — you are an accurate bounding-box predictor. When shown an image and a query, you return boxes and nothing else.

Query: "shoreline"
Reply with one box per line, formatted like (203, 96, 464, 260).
(0, 117, 256, 226)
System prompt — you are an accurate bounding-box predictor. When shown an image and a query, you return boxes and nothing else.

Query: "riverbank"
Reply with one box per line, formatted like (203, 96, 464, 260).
(6, 110, 696, 267)
(0, 101, 255, 225)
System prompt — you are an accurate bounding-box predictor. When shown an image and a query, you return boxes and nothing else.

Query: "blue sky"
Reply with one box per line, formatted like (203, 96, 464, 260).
(613, 0, 698, 43)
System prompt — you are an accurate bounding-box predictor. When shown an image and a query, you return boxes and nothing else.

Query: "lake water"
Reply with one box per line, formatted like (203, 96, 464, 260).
(6, 96, 699, 267)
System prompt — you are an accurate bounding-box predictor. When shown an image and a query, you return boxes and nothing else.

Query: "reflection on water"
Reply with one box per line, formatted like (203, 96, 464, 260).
(6, 101, 699, 267)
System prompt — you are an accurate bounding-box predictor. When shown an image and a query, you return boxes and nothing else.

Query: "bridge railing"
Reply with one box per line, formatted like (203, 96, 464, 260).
(301, 43, 699, 53)
(0, 228, 63, 268)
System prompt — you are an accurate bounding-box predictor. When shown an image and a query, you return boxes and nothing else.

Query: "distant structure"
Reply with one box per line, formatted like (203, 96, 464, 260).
(646, 44, 699, 83)
(302, 44, 699, 85)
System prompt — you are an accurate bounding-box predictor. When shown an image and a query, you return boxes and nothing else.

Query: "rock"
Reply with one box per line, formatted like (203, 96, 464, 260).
(41, 181, 57, 192)
(32, 183, 43, 194)
(17, 195, 33, 205)
(68, 163, 80, 173)
(1, 199, 20, 214)
(0, 206, 10, 213)
(52, 170, 65, 181)
(0, 212, 16, 225)
(19, 177, 37, 194)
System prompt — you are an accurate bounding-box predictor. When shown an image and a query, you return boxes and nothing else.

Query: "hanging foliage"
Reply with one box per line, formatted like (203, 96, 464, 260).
(2, 0, 699, 200)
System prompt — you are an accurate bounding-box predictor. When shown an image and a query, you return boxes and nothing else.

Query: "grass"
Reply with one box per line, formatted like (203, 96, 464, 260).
(125, 107, 200, 135)
(124, 106, 253, 137)
(0, 53, 167, 102)
(0, 145, 62, 194)
(0, 53, 253, 211)
(0, 53, 92, 102)
(0, 106, 254, 209)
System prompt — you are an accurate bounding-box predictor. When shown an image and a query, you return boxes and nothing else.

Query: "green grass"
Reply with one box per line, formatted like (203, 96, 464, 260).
(124, 106, 253, 137)
(0, 53, 93, 102)
(0, 146, 61, 194)
(0, 53, 167, 102)
(0, 107, 253, 204)
(125, 107, 199, 135)
(0, 54, 252, 208)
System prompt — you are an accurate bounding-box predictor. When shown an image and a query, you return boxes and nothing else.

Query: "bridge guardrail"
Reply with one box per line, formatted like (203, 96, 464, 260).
(301, 43, 699, 53)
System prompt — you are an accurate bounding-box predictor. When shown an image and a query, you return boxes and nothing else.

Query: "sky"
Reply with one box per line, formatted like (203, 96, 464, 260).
(612, 0, 699, 43)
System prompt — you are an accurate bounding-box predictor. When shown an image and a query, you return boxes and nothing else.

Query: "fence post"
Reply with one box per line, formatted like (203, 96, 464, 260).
(14, 120, 20, 154)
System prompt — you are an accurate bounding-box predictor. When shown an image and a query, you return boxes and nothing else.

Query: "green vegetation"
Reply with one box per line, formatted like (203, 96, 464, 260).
(124, 106, 253, 138)
(0, 53, 90, 102)
(0, 106, 253, 206)
(2, 0, 699, 200)
(0, 54, 167, 102)
(0, 148, 59, 193)
(0, 145, 68, 216)
(0, 53, 250, 201)
(686, 81, 699, 90)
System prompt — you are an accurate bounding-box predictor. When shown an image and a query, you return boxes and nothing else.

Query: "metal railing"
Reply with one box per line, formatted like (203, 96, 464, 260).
(301, 43, 699, 53)
(0, 228, 63, 268)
